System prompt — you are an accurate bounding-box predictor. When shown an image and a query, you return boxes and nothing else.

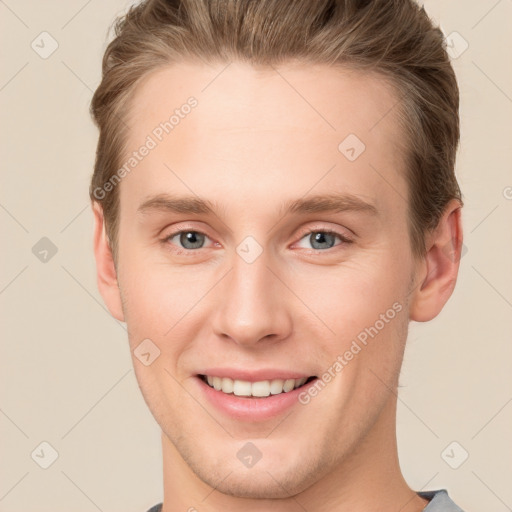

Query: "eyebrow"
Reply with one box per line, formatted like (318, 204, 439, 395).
(136, 192, 378, 218)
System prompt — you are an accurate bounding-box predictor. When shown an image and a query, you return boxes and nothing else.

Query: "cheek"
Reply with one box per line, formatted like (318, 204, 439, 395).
(118, 248, 201, 334)
(118, 254, 219, 388)
(291, 254, 408, 336)
(290, 255, 411, 400)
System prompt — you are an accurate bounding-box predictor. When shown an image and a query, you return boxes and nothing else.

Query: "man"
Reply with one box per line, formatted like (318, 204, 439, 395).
(90, 0, 465, 510)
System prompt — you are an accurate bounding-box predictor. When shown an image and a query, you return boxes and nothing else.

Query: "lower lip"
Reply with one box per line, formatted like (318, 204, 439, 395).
(195, 376, 317, 421)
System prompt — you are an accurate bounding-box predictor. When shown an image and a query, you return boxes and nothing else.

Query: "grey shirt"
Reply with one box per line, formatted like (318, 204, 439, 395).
(146, 488, 465, 511)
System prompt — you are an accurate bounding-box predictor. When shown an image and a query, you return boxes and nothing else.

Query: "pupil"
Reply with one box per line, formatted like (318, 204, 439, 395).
(181, 231, 204, 249)
(311, 232, 335, 249)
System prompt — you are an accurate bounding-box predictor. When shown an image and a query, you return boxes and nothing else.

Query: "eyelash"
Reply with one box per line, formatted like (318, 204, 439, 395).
(161, 226, 353, 254)
(296, 228, 353, 250)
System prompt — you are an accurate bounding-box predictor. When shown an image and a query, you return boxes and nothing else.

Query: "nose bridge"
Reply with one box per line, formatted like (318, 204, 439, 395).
(212, 244, 291, 346)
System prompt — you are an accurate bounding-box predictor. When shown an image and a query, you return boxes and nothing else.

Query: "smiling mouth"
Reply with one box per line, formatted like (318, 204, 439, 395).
(198, 374, 317, 398)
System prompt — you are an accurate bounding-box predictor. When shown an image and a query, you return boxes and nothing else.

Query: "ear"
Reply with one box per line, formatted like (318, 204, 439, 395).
(409, 199, 464, 322)
(92, 202, 125, 322)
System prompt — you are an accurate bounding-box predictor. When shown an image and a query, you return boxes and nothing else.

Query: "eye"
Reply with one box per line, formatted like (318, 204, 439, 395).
(164, 230, 213, 250)
(295, 229, 352, 251)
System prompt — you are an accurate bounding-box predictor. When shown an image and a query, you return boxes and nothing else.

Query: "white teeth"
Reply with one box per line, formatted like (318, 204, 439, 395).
(221, 377, 234, 394)
(251, 381, 270, 397)
(233, 380, 252, 396)
(203, 375, 310, 397)
(269, 379, 284, 395)
(212, 376, 222, 391)
(283, 379, 295, 392)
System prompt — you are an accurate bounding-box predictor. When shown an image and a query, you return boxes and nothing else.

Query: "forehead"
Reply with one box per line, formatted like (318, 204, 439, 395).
(120, 61, 408, 225)
(127, 61, 402, 145)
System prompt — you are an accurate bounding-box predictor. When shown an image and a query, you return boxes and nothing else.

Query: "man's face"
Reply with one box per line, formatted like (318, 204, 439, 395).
(112, 62, 418, 497)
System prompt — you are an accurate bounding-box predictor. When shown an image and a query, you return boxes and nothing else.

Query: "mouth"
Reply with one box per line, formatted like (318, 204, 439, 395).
(198, 374, 317, 398)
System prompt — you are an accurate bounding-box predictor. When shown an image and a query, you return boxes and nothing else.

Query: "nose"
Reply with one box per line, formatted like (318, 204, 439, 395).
(211, 247, 293, 347)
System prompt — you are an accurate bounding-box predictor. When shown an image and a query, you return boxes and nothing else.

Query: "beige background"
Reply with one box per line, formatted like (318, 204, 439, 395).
(1, 0, 511, 510)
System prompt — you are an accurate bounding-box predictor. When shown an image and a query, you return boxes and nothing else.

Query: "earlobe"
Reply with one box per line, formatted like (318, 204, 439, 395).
(409, 199, 463, 322)
(92, 202, 125, 322)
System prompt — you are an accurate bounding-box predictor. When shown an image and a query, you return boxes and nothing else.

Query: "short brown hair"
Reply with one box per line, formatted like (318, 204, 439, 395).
(89, 0, 463, 263)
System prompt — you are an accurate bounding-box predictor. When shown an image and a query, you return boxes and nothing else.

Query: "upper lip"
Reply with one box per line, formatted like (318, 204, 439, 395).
(197, 368, 315, 382)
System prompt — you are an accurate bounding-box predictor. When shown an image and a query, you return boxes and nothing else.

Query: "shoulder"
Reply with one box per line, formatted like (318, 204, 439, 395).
(419, 489, 465, 512)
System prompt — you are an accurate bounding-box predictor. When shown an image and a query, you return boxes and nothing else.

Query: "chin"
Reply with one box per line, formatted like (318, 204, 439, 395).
(177, 436, 330, 500)
(196, 464, 317, 499)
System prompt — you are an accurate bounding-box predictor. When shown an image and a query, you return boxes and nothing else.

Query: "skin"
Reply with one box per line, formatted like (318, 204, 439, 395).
(92, 61, 463, 511)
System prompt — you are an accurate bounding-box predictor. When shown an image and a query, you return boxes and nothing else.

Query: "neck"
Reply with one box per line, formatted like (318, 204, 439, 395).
(160, 395, 428, 512)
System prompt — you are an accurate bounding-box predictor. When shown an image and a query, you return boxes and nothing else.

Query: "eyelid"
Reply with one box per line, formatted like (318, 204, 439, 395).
(291, 230, 353, 253)
(293, 223, 354, 243)
(161, 223, 217, 250)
